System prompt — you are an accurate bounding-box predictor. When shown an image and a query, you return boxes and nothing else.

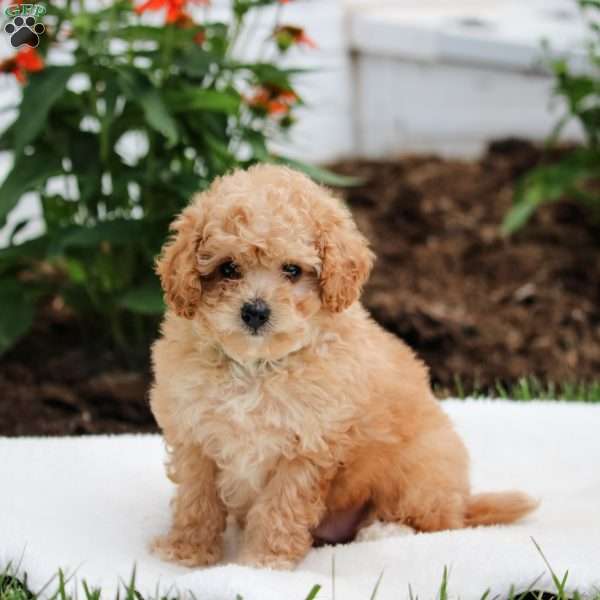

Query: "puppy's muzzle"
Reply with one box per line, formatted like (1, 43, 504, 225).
(241, 299, 271, 334)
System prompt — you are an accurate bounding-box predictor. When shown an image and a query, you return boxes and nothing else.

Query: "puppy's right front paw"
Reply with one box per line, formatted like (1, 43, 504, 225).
(151, 531, 222, 567)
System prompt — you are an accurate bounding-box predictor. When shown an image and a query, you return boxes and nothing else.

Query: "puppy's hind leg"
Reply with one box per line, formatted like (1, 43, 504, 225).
(372, 427, 537, 531)
(151, 443, 227, 567)
(372, 428, 471, 533)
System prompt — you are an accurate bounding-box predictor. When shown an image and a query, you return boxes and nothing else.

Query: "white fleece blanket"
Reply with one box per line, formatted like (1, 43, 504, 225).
(1, 400, 599, 600)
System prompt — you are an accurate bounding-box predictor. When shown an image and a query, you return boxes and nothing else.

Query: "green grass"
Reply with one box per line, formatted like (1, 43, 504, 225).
(437, 376, 600, 403)
(2, 540, 599, 600)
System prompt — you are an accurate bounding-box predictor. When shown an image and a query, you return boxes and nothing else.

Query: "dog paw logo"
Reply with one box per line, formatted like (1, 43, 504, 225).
(4, 15, 45, 48)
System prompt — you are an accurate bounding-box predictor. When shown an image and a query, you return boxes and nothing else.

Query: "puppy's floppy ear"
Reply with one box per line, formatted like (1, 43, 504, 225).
(317, 200, 374, 313)
(156, 205, 204, 319)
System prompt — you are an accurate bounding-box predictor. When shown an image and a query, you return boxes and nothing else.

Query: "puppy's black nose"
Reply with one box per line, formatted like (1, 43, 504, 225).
(241, 299, 271, 333)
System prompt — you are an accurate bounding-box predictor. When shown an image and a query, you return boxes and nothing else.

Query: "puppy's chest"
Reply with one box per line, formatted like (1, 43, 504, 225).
(195, 374, 313, 507)
(209, 419, 288, 512)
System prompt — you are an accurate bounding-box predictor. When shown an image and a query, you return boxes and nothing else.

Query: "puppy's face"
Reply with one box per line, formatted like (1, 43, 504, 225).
(195, 247, 321, 362)
(156, 165, 374, 363)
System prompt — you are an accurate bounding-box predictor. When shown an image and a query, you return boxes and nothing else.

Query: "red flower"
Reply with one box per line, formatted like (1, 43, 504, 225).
(135, 0, 208, 24)
(274, 25, 316, 51)
(16, 47, 44, 71)
(247, 85, 299, 116)
(135, 0, 184, 23)
(0, 47, 44, 84)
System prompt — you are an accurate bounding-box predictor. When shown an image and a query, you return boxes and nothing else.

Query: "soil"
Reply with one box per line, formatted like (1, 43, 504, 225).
(1, 139, 599, 436)
(335, 139, 600, 394)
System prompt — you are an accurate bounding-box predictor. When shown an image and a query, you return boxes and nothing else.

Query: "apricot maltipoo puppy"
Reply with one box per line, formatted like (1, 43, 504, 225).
(150, 164, 537, 569)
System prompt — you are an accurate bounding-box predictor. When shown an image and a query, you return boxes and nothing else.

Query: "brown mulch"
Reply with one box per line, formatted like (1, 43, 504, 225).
(0, 139, 598, 436)
(0, 305, 155, 436)
(335, 139, 600, 391)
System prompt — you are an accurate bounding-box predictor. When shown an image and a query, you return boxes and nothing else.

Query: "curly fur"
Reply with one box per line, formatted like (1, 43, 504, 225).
(150, 164, 538, 569)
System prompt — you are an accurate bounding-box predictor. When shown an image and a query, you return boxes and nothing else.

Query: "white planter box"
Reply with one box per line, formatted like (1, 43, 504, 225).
(349, 0, 588, 157)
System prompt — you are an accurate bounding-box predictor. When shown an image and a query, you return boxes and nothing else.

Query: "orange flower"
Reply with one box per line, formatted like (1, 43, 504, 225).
(247, 84, 299, 116)
(135, 0, 208, 24)
(0, 47, 44, 84)
(278, 89, 298, 102)
(171, 11, 195, 27)
(266, 100, 287, 114)
(274, 25, 316, 51)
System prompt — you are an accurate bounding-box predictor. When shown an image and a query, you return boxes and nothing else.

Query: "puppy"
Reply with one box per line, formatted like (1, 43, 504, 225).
(150, 164, 537, 569)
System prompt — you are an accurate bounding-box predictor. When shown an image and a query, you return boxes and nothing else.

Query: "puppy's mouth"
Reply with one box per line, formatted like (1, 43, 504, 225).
(247, 329, 265, 337)
(243, 321, 274, 337)
(217, 325, 307, 364)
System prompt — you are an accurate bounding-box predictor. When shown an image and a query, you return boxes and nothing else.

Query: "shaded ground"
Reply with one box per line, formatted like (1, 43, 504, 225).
(0, 139, 598, 435)
(335, 139, 600, 395)
(0, 307, 154, 435)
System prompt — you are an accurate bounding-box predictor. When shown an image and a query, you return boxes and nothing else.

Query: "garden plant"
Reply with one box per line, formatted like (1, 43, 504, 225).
(0, 0, 337, 356)
(503, 0, 600, 234)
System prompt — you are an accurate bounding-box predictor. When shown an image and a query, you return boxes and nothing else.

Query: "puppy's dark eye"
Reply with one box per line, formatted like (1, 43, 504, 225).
(219, 260, 242, 280)
(282, 264, 302, 281)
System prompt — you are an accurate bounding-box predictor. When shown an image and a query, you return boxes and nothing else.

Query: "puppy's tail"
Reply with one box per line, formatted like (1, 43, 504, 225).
(464, 491, 539, 526)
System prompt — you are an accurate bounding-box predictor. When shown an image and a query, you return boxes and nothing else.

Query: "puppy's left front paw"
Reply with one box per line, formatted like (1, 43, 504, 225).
(151, 531, 222, 567)
(239, 550, 296, 570)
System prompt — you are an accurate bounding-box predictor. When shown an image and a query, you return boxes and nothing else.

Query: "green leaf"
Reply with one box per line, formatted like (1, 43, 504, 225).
(503, 149, 600, 234)
(63, 257, 88, 284)
(113, 25, 169, 43)
(0, 120, 17, 151)
(186, 111, 229, 141)
(236, 63, 311, 89)
(204, 132, 236, 164)
(554, 72, 595, 108)
(303, 585, 321, 600)
(68, 132, 103, 205)
(42, 194, 79, 230)
(0, 280, 36, 355)
(176, 46, 219, 78)
(502, 200, 540, 235)
(579, 0, 600, 10)
(117, 68, 179, 145)
(13, 66, 74, 156)
(6, 219, 30, 245)
(0, 150, 62, 226)
(49, 220, 144, 253)
(164, 88, 240, 115)
(273, 157, 364, 187)
(118, 282, 165, 315)
(244, 129, 269, 161)
(162, 174, 208, 202)
(0, 235, 49, 264)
